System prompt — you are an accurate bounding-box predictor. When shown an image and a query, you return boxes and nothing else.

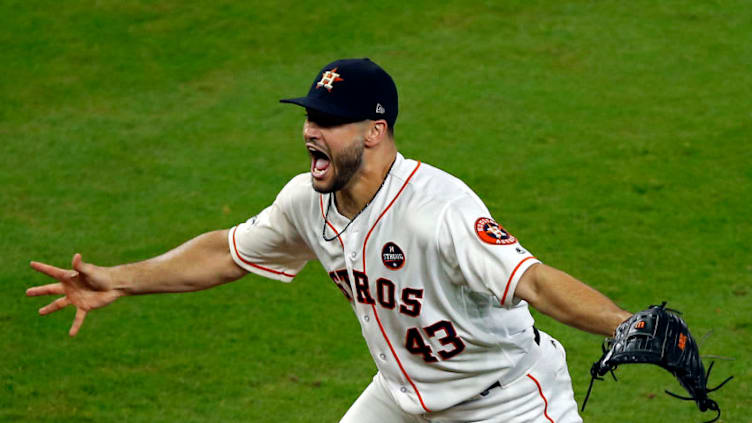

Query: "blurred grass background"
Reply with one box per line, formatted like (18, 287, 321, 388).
(2, 0, 750, 421)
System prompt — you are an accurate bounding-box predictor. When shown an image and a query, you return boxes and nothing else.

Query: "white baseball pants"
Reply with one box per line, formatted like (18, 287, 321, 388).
(340, 330, 582, 423)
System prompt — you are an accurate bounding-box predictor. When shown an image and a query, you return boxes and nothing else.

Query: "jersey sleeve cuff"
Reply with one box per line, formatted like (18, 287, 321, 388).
(500, 256, 541, 308)
(228, 226, 297, 283)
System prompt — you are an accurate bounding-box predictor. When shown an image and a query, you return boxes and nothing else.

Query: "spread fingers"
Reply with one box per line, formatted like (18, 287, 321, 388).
(30, 261, 78, 281)
(26, 283, 65, 297)
(39, 296, 71, 315)
(69, 308, 87, 337)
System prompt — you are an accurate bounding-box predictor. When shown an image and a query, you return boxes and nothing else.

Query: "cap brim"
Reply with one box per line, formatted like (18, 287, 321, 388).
(279, 96, 364, 122)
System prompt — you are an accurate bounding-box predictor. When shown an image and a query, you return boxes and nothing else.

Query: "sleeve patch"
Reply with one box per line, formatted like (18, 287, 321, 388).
(474, 217, 517, 245)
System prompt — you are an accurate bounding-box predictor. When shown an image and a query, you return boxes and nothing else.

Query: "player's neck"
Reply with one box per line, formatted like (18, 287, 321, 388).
(335, 150, 396, 219)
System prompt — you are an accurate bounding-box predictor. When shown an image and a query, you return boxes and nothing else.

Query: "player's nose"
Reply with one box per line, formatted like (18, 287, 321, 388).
(303, 119, 321, 141)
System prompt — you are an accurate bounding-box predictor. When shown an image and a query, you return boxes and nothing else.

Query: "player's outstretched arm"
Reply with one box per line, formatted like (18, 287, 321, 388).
(27, 229, 247, 336)
(514, 263, 632, 337)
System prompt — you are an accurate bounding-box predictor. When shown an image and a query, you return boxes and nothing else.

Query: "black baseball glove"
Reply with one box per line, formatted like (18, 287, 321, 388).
(581, 302, 733, 423)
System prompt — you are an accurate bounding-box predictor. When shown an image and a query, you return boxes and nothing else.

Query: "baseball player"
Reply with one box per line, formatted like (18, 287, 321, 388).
(27, 58, 632, 422)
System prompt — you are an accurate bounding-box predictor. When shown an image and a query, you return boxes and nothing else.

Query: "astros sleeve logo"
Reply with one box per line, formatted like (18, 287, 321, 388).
(474, 217, 517, 245)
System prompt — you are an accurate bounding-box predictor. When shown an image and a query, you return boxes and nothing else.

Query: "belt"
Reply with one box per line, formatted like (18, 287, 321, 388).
(480, 326, 541, 397)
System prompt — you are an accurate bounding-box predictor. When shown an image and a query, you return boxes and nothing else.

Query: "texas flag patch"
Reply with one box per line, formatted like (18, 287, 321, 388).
(475, 217, 517, 245)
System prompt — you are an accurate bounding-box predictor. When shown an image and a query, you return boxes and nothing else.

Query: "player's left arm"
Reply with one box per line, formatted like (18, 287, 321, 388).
(514, 263, 632, 336)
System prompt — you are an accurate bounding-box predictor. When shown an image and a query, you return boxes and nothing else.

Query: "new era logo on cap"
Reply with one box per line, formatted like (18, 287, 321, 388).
(280, 58, 399, 129)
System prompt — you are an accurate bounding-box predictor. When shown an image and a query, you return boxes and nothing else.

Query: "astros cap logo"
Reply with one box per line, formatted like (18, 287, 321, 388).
(316, 68, 344, 92)
(475, 217, 517, 245)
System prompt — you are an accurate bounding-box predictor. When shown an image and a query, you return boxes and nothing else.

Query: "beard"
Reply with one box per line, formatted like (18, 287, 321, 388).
(312, 136, 365, 194)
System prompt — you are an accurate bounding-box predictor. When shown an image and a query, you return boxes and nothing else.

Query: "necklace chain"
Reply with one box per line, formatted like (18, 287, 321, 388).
(321, 159, 396, 242)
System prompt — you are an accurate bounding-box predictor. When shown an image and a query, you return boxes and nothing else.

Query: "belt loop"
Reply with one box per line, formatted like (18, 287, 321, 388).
(533, 326, 541, 346)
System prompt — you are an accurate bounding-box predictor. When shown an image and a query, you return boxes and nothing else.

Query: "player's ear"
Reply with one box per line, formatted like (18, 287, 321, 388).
(364, 119, 388, 147)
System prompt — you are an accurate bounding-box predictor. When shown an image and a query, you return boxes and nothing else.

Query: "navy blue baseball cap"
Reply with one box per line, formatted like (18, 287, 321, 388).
(280, 58, 398, 128)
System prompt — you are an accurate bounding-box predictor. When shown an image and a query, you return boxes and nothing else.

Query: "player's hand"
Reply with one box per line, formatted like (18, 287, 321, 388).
(26, 253, 124, 337)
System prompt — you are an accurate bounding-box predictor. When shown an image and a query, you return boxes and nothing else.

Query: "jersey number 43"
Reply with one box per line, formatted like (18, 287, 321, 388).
(405, 320, 466, 363)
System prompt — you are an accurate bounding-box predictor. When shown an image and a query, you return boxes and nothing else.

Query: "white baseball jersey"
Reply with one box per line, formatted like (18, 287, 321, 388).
(229, 153, 543, 415)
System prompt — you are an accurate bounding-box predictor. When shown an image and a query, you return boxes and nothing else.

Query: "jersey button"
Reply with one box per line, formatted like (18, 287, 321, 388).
(400, 387, 408, 393)
(349, 251, 357, 260)
(363, 315, 370, 322)
(379, 353, 387, 360)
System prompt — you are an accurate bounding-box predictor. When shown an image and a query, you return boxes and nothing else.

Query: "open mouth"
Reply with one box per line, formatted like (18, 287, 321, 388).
(307, 144, 331, 179)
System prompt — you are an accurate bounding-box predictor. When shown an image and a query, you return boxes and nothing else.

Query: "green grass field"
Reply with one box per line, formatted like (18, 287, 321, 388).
(3, 1, 750, 421)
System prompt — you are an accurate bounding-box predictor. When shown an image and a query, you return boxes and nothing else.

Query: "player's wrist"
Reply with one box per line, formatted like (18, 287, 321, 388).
(106, 265, 136, 296)
(611, 311, 634, 336)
